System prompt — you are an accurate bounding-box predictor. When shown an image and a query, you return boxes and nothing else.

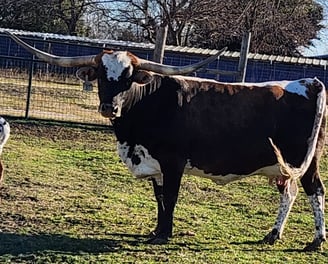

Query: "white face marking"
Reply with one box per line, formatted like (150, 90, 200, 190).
(185, 159, 281, 185)
(0, 117, 10, 155)
(101, 52, 133, 81)
(117, 142, 163, 185)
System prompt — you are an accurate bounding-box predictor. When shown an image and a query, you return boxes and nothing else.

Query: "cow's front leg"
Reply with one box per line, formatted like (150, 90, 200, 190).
(263, 177, 298, 245)
(148, 178, 166, 238)
(147, 165, 183, 245)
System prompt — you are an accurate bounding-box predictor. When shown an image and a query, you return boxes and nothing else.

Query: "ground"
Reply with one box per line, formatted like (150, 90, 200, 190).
(0, 119, 327, 263)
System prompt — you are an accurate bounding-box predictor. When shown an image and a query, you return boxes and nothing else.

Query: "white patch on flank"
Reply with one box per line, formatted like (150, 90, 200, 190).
(0, 117, 10, 155)
(284, 79, 311, 98)
(117, 142, 163, 185)
(184, 159, 281, 185)
(174, 75, 313, 99)
(101, 52, 133, 81)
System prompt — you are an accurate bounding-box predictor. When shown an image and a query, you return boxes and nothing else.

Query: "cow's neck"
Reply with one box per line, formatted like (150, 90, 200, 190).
(124, 76, 163, 109)
(112, 76, 179, 142)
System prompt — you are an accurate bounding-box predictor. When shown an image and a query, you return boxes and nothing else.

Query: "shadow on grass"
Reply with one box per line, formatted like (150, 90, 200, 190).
(0, 232, 148, 256)
(3, 231, 314, 257)
(229, 239, 306, 253)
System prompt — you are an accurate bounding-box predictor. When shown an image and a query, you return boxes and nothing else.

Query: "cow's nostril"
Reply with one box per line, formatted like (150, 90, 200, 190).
(102, 104, 107, 112)
(99, 103, 112, 113)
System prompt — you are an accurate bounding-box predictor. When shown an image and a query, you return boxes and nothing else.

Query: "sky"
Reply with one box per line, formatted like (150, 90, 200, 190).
(302, 2, 328, 57)
(303, 28, 328, 57)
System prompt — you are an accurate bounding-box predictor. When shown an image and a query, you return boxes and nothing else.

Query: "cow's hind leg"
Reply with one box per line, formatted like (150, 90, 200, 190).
(263, 178, 298, 245)
(300, 159, 326, 251)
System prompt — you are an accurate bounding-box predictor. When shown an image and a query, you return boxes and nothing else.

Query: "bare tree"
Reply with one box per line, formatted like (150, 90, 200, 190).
(101, 0, 223, 46)
(91, 0, 225, 62)
(51, 0, 98, 35)
(190, 0, 324, 56)
(96, 0, 323, 56)
(1, 0, 323, 56)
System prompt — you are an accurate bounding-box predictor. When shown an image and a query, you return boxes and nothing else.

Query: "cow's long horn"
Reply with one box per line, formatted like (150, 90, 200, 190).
(6, 32, 98, 67)
(137, 47, 227, 75)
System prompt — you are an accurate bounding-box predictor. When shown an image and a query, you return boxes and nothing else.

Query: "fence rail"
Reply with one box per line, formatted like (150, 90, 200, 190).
(0, 32, 327, 126)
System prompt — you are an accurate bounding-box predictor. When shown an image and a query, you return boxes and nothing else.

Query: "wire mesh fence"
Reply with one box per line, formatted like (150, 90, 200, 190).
(0, 31, 327, 126)
(0, 56, 108, 125)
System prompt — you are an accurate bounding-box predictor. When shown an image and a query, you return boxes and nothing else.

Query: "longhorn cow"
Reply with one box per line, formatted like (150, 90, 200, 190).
(8, 32, 326, 251)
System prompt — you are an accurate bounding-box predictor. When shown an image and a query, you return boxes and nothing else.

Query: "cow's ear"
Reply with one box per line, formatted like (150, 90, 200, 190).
(133, 70, 153, 85)
(76, 66, 97, 81)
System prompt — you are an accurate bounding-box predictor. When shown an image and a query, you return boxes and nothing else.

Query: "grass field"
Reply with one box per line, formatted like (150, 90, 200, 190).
(0, 119, 327, 263)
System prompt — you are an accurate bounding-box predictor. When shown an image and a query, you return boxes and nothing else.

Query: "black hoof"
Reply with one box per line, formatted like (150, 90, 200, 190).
(303, 238, 324, 252)
(147, 229, 172, 239)
(262, 230, 280, 245)
(146, 235, 169, 245)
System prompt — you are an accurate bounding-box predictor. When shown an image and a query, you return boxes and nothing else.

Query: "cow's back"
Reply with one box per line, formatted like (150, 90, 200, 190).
(176, 78, 323, 177)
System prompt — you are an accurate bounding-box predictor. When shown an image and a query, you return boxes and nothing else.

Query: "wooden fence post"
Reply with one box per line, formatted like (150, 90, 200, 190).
(153, 25, 168, 63)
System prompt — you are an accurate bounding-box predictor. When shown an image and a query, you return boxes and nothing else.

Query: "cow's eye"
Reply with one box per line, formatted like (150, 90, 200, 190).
(122, 66, 133, 79)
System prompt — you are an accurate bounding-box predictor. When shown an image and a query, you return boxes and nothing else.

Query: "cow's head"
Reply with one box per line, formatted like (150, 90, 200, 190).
(75, 50, 156, 118)
(7, 32, 226, 119)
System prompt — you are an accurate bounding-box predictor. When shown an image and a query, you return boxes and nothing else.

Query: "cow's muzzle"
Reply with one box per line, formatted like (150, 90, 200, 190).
(98, 103, 115, 118)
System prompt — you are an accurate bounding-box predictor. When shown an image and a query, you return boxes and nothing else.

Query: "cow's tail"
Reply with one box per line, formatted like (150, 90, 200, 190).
(269, 78, 326, 180)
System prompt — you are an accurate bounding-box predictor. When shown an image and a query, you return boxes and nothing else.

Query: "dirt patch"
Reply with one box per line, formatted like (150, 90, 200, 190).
(8, 120, 113, 141)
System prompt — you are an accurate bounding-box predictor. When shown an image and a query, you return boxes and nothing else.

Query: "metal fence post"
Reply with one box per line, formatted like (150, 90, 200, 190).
(25, 57, 34, 119)
(236, 31, 251, 82)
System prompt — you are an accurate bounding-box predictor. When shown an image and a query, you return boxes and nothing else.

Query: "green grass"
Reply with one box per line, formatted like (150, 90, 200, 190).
(0, 120, 327, 263)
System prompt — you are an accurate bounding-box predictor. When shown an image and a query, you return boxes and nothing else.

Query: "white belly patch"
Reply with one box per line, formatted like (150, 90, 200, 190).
(117, 142, 163, 185)
(117, 144, 281, 186)
(184, 160, 281, 185)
